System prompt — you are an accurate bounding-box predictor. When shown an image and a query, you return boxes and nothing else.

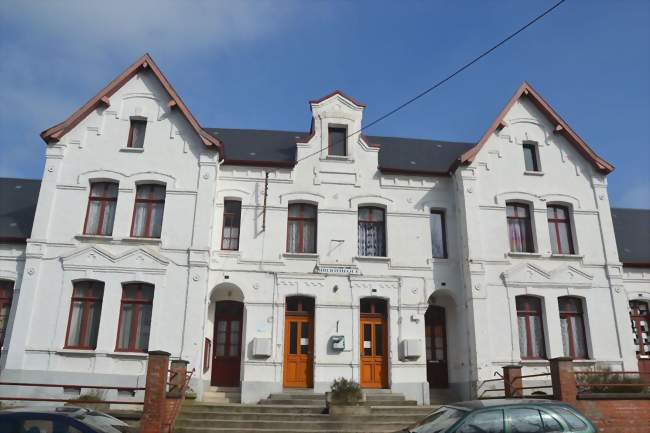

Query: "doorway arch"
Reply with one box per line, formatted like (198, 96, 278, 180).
(209, 283, 245, 387)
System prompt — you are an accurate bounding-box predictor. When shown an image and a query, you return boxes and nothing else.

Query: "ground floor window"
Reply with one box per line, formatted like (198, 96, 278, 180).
(65, 281, 103, 349)
(516, 296, 546, 359)
(630, 300, 650, 357)
(0, 280, 14, 348)
(116, 283, 154, 352)
(559, 297, 588, 359)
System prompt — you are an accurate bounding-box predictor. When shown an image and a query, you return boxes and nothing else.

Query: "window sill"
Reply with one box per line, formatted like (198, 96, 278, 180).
(75, 234, 113, 242)
(119, 147, 144, 153)
(217, 250, 241, 257)
(282, 252, 318, 260)
(322, 155, 354, 163)
(123, 237, 161, 245)
(520, 359, 549, 366)
(56, 348, 97, 356)
(355, 256, 390, 263)
(572, 359, 596, 365)
(108, 351, 149, 358)
(523, 170, 544, 176)
(550, 253, 583, 259)
(508, 252, 541, 258)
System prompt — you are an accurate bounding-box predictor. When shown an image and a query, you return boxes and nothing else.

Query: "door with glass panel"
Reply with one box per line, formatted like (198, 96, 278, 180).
(212, 301, 243, 387)
(425, 305, 448, 388)
(360, 298, 388, 388)
(283, 296, 314, 388)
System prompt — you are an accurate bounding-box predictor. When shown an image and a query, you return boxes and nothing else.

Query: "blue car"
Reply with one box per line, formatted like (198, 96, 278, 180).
(396, 399, 597, 433)
(0, 406, 130, 433)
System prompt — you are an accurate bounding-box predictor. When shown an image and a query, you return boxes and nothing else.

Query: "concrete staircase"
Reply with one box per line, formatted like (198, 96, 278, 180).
(201, 386, 241, 404)
(175, 390, 435, 432)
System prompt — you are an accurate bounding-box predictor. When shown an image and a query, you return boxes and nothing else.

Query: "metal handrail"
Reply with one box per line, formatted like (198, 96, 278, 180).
(0, 381, 145, 405)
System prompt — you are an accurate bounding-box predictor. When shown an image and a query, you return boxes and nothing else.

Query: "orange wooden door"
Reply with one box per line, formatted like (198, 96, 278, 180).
(283, 315, 313, 388)
(360, 316, 388, 388)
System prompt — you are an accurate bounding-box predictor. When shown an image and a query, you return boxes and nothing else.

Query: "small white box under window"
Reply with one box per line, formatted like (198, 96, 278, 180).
(251, 338, 272, 358)
(400, 339, 422, 359)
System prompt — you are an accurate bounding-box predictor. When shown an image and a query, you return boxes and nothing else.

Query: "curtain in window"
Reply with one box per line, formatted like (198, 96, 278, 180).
(132, 185, 165, 238)
(85, 182, 118, 236)
(507, 204, 533, 252)
(66, 281, 103, 349)
(222, 201, 242, 250)
(516, 296, 546, 359)
(287, 204, 316, 253)
(117, 283, 154, 351)
(358, 207, 385, 257)
(547, 206, 574, 254)
(430, 212, 446, 258)
(0, 281, 13, 347)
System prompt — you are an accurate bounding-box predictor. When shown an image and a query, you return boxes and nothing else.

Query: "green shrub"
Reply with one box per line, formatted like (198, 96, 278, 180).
(330, 378, 362, 405)
(576, 369, 648, 394)
(68, 390, 106, 403)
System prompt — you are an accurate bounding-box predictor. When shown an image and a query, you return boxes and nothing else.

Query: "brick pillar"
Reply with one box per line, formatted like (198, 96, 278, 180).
(140, 350, 170, 433)
(503, 365, 523, 398)
(167, 359, 189, 399)
(550, 357, 576, 405)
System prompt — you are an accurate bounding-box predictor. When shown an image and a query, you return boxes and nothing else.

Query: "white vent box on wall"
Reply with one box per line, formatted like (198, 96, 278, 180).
(400, 339, 422, 359)
(251, 337, 272, 358)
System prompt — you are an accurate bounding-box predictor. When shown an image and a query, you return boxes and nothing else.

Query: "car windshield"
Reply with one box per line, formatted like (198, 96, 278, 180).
(408, 406, 467, 433)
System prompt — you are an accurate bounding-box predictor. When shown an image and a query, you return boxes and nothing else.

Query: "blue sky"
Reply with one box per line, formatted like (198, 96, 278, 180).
(1, 0, 648, 208)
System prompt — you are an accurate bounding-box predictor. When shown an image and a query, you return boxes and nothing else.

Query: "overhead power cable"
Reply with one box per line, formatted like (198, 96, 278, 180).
(294, 0, 567, 165)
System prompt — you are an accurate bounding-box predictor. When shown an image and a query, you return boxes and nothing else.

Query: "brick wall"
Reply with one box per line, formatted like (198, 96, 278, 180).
(574, 398, 650, 433)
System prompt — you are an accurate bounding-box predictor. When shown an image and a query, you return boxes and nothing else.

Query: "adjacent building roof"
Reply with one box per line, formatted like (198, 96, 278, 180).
(611, 208, 650, 267)
(205, 128, 475, 174)
(0, 178, 41, 243)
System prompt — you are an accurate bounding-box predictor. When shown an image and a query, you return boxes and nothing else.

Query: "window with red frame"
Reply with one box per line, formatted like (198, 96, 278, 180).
(507, 203, 535, 253)
(116, 283, 154, 352)
(84, 182, 118, 236)
(287, 203, 317, 253)
(131, 184, 165, 238)
(65, 281, 104, 350)
(547, 205, 575, 255)
(127, 117, 147, 148)
(0, 280, 14, 348)
(516, 296, 546, 359)
(328, 126, 347, 156)
(630, 301, 650, 357)
(221, 200, 242, 250)
(559, 297, 588, 359)
(358, 207, 386, 257)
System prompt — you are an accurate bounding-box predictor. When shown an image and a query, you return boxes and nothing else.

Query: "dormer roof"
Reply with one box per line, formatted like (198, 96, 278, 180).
(40, 53, 222, 151)
(460, 82, 614, 174)
(309, 90, 366, 108)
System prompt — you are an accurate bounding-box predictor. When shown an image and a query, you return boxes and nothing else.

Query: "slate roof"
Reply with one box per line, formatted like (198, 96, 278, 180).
(205, 128, 475, 174)
(0, 178, 41, 242)
(611, 208, 650, 266)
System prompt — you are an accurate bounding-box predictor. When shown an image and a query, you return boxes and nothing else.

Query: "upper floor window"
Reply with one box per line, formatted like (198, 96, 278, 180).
(507, 203, 534, 253)
(84, 182, 118, 236)
(65, 281, 103, 350)
(559, 297, 588, 359)
(630, 301, 650, 358)
(117, 283, 154, 352)
(328, 126, 347, 156)
(430, 210, 447, 258)
(287, 203, 317, 254)
(131, 184, 165, 238)
(127, 117, 147, 148)
(0, 280, 14, 348)
(522, 141, 540, 172)
(547, 205, 574, 255)
(358, 207, 386, 257)
(516, 296, 546, 359)
(221, 200, 242, 251)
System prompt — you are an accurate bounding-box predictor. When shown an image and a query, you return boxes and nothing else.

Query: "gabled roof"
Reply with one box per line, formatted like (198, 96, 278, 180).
(309, 90, 366, 108)
(0, 178, 41, 243)
(40, 53, 222, 151)
(460, 82, 614, 174)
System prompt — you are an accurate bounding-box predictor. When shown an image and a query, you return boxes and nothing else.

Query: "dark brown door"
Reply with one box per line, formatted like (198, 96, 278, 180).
(283, 296, 314, 388)
(630, 301, 650, 376)
(212, 301, 243, 387)
(360, 298, 388, 389)
(425, 306, 448, 388)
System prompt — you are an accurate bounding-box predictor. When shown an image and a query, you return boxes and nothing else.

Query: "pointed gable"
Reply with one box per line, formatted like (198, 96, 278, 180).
(460, 82, 614, 174)
(40, 53, 222, 152)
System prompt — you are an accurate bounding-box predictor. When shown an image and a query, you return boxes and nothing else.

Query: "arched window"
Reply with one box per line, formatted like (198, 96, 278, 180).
(286, 203, 317, 253)
(65, 281, 104, 350)
(507, 202, 535, 253)
(358, 207, 386, 257)
(516, 296, 546, 359)
(116, 283, 154, 352)
(558, 297, 588, 359)
(547, 205, 575, 254)
(131, 184, 166, 238)
(84, 182, 118, 236)
(0, 280, 14, 348)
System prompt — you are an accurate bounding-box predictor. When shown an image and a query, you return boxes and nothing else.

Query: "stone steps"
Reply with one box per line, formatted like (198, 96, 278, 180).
(176, 412, 424, 422)
(201, 386, 241, 404)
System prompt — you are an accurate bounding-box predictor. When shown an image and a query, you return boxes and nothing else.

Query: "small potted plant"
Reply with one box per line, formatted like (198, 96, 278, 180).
(326, 377, 368, 416)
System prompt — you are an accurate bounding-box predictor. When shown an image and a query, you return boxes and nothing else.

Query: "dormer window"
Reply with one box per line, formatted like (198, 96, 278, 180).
(522, 141, 540, 172)
(127, 117, 147, 148)
(328, 126, 347, 156)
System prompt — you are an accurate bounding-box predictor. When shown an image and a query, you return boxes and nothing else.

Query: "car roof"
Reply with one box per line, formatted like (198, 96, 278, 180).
(0, 406, 87, 415)
(446, 398, 559, 410)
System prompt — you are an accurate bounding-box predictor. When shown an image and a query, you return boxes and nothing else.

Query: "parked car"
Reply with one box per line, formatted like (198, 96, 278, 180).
(0, 406, 131, 433)
(395, 399, 597, 433)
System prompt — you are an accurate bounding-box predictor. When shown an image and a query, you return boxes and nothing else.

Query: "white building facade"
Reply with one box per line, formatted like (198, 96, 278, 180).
(0, 54, 648, 405)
